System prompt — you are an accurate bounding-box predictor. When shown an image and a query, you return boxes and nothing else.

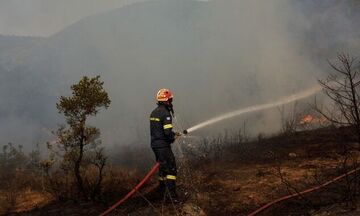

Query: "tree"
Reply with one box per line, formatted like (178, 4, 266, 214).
(315, 53, 360, 145)
(55, 75, 111, 199)
(314, 53, 360, 207)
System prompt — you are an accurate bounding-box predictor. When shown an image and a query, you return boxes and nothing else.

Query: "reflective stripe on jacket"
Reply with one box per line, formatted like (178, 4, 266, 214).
(150, 104, 175, 148)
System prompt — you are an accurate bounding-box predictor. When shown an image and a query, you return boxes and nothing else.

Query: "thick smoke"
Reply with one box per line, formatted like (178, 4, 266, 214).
(0, 0, 359, 150)
(0, 0, 148, 36)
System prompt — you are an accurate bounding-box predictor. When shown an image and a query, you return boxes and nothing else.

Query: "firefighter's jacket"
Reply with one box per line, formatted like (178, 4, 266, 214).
(150, 104, 176, 148)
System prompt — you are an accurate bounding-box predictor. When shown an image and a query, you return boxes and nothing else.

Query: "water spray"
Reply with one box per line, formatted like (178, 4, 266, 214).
(100, 85, 323, 215)
(183, 84, 322, 134)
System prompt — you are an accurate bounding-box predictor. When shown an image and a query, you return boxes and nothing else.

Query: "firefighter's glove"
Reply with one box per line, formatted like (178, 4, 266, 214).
(175, 132, 182, 140)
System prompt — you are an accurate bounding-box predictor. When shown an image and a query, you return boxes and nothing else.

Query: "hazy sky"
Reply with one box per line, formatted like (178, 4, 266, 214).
(0, 0, 358, 148)
(0, 0, 148, 36)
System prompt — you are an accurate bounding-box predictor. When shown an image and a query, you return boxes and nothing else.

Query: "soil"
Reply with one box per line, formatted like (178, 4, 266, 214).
(7, 126, 360, 216)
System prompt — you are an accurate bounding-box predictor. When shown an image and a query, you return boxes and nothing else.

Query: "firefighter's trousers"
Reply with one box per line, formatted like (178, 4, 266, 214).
(152, 146, 177, 197)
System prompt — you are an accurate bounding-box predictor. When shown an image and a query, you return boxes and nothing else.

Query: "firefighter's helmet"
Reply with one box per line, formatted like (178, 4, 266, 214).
(156, 88, 173, 102)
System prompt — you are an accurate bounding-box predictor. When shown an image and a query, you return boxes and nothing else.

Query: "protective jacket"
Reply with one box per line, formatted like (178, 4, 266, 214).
(150, 104, 175, 148)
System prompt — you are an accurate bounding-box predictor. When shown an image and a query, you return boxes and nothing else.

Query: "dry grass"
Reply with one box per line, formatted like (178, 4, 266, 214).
(5, 126, 360, 215)
(167, 126, 359, 215)
(13, 189, 53, 213)
(0, 189, 53, 215)
(180, 157, 342, 215)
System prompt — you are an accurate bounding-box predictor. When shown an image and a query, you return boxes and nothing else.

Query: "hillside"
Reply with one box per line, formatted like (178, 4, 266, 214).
(0, 35, 43, 62)
(1, 1, 360, 215)
(0, 0, 359, 147)
(4, 126, 359, 215)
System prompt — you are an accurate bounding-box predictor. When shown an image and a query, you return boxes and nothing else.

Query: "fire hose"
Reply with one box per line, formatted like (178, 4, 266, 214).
(99, 154, 360, 216)
(99, 162, 160, 216)
(247, 167, 360, 216)
(99, 130, 188, 216)
(99, 125, 360, 216)
(99, 165, 360, 216)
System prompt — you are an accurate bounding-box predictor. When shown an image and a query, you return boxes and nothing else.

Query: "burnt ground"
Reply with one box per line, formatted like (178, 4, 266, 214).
(6, 126, 360, 216)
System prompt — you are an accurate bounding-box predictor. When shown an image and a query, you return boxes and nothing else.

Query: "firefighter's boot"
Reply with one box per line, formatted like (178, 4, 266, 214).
(165, 179, 181, 204)
(155, 179, 165, 194)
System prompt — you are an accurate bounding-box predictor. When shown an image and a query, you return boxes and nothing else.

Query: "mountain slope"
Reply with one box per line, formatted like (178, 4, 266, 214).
(0, 0, 359, 146)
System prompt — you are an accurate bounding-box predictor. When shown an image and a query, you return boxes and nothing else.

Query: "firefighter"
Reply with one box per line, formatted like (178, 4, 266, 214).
(150, 88, 181, 203)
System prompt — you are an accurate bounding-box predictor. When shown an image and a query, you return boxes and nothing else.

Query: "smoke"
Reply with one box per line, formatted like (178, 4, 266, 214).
(186, 85, 322, 133)
(0, 0, 148, 36)
(0, 0, 359, 150)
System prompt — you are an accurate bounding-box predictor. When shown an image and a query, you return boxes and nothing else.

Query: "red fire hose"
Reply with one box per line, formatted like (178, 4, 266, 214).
(247, 167, 360, 216)
(99, 158, 360, 216)
(99, 162, 160, 216)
